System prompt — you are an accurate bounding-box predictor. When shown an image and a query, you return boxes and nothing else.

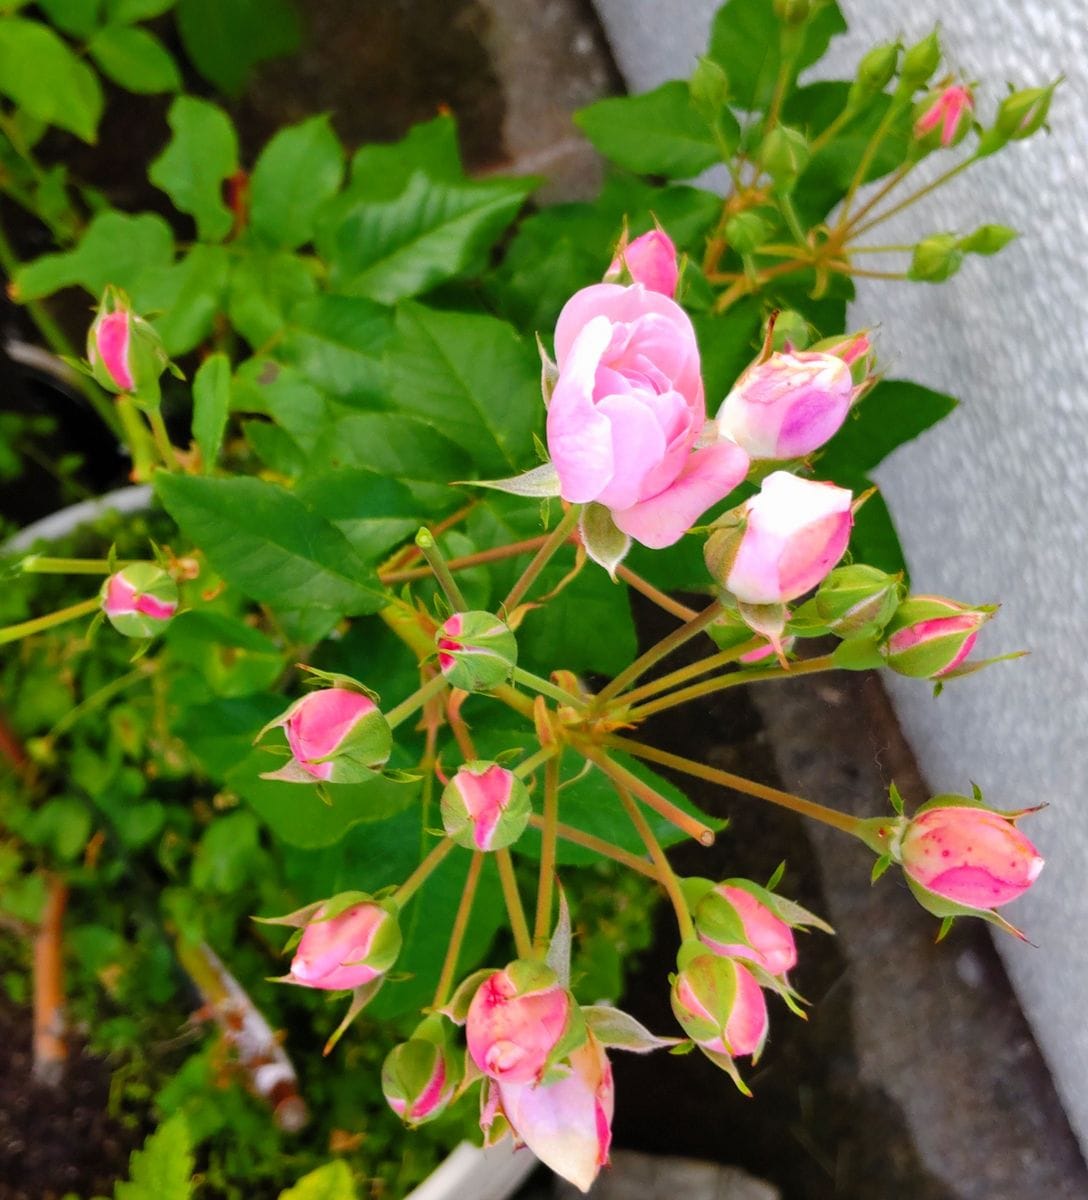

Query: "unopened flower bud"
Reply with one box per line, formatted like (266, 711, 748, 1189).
(87, 285, 170, 408)
(814, 564, 903, 639)
(849, 43, 899, 103)
(716, 349, 855, 460)
(288, 895, 401, 991)
(913, 85, 974, 150)
(958, 224, 1018, 256)
(441, 761, 531, 851)
(767, 309, 810, 352)
(257, 686, 392, 783)
(707, 472, 853, 606)
(466, 960, 584, 1084)
(100, 562, 178, 638)
(994, 82, 1057, 141)
(900, 30, 941, 88)
(437, 611, 517, 692)
(382, 1024, 461, 1126)
(757, 125, 810, 193)
(725, 210, 775, 255)
(606, 228, 678, 297)
(671, 951, 768, 1061)
(898, 799, 1044, 913)
(908, 233, 963, 283)
(881, 595, 992, 678)
(695, 884, 798, 976)
(690, 56, 730, 122)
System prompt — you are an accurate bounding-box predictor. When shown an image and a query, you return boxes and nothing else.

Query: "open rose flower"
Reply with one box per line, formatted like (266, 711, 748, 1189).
(547, 283, 750, 549)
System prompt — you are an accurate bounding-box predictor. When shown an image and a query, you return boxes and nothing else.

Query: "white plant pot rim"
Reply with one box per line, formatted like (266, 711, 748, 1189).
(5, 484, 541, 1200)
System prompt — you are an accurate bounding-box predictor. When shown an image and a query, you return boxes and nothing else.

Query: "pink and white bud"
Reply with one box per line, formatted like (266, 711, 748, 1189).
(914, 84, 974, 148)
(707, 472, 854, 606)
(671, 952, 769, 1062)
(495, 1031, 614, 1194)
(695, 884, 798, 977)
(100, 562, 178, 638)
(288, 897, 402, 991)
(716, 350, 855, 460)
(257, 686, 392, 784)
(86, 285, 170, 404)
(899, 802, 1044, 912)
(441, 761, 531, 851)
(382, 1026, 461, 1126)
(466, 960, 583, 1085)
(606, 228, 679, 297)
(881, 595, 992, 679)
(437, 611, 518, 692)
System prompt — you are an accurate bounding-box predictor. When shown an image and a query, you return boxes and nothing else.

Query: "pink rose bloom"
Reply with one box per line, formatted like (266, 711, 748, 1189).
(900, 806, 1044, 910)
(725, 472, 853, 605)
(492, 1032, 614, 1194)
(289, 901, 398, 991)
(466, 964, 573, 1084)
(914, 84, 974, 147)
(716, 350, 855, 460)
(607, 229, 679, 297)
(698, 884, 798, 977)
(547, 283, 750, 548)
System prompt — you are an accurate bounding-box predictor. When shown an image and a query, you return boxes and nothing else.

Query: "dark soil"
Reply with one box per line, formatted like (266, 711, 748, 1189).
(0, 990, 142, 1200)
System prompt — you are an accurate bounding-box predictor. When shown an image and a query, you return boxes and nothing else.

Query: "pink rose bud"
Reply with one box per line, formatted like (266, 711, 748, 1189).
(898, 800, 1044, 912)
(441, 761, 531, 851)
(493, 1031, 614, 1194)
(547, 282, 750, 550)
(671, 951, 769, 1064)
(706, 472, 853, 606)
(881, 595, 993, 678)
(437, 611, 517, 692)
(382, 1020, 461, 1127)
(288, 895, 402, 991)
(694, 883, 798, 977)
(86, 285, 170, 406)
(257, 686, 392, 783)
(913, 84, 974, 148)
(100, 562, 178, 638)
(606, 228, 679, 297)
(715, 350, 855, 460)
(466, 960, 584, 1084)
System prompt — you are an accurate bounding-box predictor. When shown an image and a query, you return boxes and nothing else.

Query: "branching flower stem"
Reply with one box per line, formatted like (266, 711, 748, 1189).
(527, 813, 656, 879)
(533, 756, 561, 952)
(432, 850, 485, 1009)
(386, 673, 449, 730)
(0, 596, 101, 646)
(395, 838, 456, 907)
(501, 504, 581, 615)
(496, 849, 533, 959)
(619, 639, 764, 709)
(614, 783, 694, 940)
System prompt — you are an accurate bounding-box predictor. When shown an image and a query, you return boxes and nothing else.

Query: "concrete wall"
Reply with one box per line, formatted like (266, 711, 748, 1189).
(594, 0, 1088, 1154)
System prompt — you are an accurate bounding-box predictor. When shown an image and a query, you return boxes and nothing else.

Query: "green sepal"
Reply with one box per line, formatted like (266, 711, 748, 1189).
(831, 637, 884, 671)
(323, 976, 385, 1055)
(439, 967, 495, 1025)
(871, 854, 892, 883)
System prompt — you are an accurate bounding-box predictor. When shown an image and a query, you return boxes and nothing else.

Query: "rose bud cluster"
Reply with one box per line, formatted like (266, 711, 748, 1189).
(87, 285, 172, 407)
(546, 265, 750, 551)
(100, 562, 178, 638)
(705, 472, 854, 607)
(436, 611, 518, 692)
(880, 595, 993, 679)
(605, 227, 679, 297)
(256, 682, 392, 783)
(382, 1017, 461, 1127)
(441, 761, 531, 851)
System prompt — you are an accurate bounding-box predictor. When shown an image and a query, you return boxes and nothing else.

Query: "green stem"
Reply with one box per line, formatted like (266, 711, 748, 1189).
(626, 654, 837, 721)
(495, 849, 533, 959)
(809, 102, 858, 153)
(115, 396, 157, 482)
(511, 667, 584, 709)
(846, 243, 918, 254)
(582, 745, 716, 847)
(615, 565, 699, 622)
(605, 734, 863, 836)
(394, 837, 456, 907)
(385, 674, 448, 731)
(839, 88, 910, 223)
(840, 162, 913, 232)
(148, 409, 180, 472)
(19, 556, 122, 576)
(849, 155, 977, 239)
(620, 638, 764, 708)
(46, 665, 149, 743)
(533, 756, 560, 952)
(529, 814, 657, 879)
(594, 599, 723, 708)
(0, 596, 101, 646)
(614, 782, 694, 939)
(380, 534, 550, 586)
(779, 194, 808, 245)
(514, 744, 561, 780)
(432, 850, 484, 1009)
(414, 527, 468, 611)
(501, 504, 581, 615)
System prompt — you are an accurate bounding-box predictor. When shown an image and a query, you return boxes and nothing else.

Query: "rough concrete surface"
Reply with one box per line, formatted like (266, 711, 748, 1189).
(590, 0, 1088, 1166)
(553, 1151, 780, 1199)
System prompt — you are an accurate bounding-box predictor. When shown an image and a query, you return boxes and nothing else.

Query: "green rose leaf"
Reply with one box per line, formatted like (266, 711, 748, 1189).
(88, 25, 181, 93)
(149, 97, 238, 241)
(249, 115, 345, 250)
(0, 18, 103, 142)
